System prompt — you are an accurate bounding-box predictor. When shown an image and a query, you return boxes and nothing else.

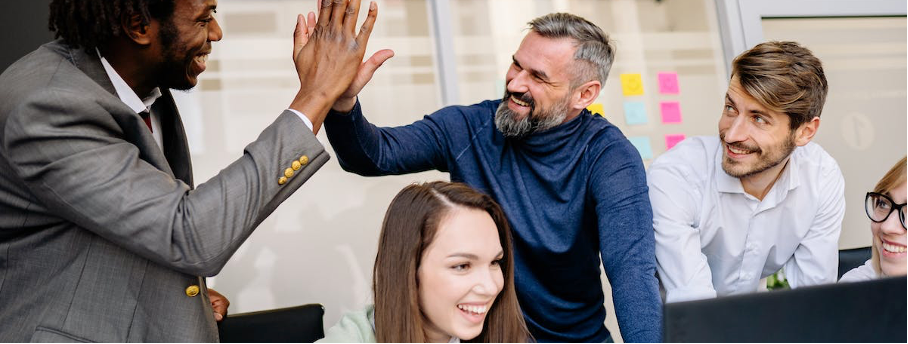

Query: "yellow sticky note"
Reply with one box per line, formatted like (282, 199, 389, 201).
(587, 103, 605, 117)
(620, 73, 644, 96)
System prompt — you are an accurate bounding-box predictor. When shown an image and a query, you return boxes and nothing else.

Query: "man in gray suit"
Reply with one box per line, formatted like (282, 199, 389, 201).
(0, 0, 390, 341)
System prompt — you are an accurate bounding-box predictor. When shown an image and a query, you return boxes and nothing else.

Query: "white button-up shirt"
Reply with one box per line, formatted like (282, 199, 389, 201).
(648, 136, 845, 303)
(99, 53, 165, 150)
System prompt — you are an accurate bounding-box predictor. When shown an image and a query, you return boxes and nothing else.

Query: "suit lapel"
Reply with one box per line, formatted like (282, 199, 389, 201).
(153, 90, 195, 188)
(59, 40, 178, 179)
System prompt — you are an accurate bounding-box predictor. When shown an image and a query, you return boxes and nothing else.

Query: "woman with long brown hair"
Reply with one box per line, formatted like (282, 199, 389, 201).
(320, 181, 531, 342)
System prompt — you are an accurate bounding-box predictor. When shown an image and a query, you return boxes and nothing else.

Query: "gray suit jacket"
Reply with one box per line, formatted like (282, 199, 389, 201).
(0, 40, 329, 342)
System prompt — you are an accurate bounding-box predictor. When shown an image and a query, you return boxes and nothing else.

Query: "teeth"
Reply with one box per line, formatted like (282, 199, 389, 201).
(882, 242, 906, 253)
(510, 95, 529, 107)
(728, 145, 750, 155)
(457, 304, 488, 315)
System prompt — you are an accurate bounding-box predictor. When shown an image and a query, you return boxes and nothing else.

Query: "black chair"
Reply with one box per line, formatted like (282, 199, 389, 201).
(838, 246, 872, 280)
(218, 304, 325, 343)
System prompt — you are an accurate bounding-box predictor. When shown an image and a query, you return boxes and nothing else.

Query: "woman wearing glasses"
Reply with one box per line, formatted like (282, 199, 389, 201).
(840, 156, 907, 282)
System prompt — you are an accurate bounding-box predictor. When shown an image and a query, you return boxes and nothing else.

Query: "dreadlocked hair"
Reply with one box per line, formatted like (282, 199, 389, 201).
(48, 0, 175, 50)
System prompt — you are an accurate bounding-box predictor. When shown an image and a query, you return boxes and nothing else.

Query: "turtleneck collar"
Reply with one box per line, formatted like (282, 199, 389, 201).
(503, 106, 589, 155)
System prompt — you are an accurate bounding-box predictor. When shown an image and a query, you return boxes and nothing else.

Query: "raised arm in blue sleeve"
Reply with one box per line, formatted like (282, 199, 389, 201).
(323, 99, 451, 176)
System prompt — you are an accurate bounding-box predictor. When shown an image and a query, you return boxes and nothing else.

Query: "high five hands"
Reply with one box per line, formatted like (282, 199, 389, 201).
(289, 0, 395, 134)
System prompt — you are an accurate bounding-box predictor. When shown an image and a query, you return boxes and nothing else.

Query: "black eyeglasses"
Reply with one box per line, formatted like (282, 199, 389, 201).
(865, 192, 907, 230)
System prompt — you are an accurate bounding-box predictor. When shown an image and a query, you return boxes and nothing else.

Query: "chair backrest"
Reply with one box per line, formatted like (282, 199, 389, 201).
(838, 246, 872, 280)
(218, 303, 325, 343)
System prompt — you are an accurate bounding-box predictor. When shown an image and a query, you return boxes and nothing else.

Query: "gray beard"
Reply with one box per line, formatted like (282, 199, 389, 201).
(494, 100, 567, 139)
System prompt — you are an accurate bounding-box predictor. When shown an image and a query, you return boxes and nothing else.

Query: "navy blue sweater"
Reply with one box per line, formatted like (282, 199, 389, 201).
(324, 99, 661, 342)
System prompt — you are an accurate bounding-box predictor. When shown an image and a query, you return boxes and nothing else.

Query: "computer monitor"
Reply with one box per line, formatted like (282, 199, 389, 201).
(664, 276, 906, 342)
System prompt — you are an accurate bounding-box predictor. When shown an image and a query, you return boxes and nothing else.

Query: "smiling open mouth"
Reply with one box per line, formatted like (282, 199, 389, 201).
(456, 303, 489, 324)
(194, 53, 208, 68)
(510, 95, 530, 107)
(457, 304, 488, 315)
(725, 142, 758, 157)
(882, 240, 906, 254)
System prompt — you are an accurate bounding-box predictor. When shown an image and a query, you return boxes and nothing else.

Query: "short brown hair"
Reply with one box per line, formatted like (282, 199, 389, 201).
(731, 41, 828, 130)
(372, 181, 531, 342)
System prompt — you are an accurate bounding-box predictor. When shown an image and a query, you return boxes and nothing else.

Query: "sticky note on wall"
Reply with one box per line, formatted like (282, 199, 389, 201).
(623, 102, 648, 125)
(587, 103, 605, 117)
(628, 136, 654, 160)
(620, 73, 644, 96)
(658, 72, 680, 94)
(665, 134, 686, 150)
(660, 101, 682, 123)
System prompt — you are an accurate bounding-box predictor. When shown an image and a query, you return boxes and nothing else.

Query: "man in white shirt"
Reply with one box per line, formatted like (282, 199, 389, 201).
(648, 41, 845, 303)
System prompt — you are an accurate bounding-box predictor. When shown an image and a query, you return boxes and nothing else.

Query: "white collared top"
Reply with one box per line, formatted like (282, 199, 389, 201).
(98, 51, 164, 150)
(839, 259, 880, 282)
(648, 136, 845, 303)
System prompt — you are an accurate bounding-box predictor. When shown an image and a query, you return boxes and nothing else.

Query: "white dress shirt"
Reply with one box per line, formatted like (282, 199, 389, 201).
(648, 136, 845, 303)
(99, 54, 164, 149)
(839, 259, 879, 282)
(97, 52, 313, 151)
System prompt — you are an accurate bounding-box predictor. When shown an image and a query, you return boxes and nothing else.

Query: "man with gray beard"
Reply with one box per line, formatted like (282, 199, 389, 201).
(323, 13, 660, 342)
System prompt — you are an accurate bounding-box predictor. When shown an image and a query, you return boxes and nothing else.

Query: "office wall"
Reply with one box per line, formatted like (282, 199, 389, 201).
(0, 0, 53, 71)
(762, 16, 908, 249)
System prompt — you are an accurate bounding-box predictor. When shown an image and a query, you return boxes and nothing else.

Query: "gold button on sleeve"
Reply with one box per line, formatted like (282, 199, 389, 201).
(185, 285, 200, 297)
(291, 161, 301, 171)
(284, 168, 294, 178)
(278, 176, 288, 185)
(299, 155, 309, 165)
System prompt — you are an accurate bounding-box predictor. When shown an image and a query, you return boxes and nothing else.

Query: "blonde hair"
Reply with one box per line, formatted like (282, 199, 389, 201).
(870, 156, 907, 275)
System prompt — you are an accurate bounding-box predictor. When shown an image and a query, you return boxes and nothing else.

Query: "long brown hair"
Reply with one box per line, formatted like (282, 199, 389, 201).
(373, 181, 531, 342)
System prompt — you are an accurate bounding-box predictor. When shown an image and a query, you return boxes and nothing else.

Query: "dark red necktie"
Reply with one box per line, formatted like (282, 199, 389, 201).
(139, 110, 153, 133)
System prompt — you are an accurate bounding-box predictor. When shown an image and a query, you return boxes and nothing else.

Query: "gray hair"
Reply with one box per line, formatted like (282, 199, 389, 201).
(528, 13, 615, 88)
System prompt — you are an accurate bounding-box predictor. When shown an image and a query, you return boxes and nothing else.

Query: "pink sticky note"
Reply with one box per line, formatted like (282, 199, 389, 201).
(658, 72, 679, 94)
(660, 101, 682, 123)
(665, 134, 686, 150)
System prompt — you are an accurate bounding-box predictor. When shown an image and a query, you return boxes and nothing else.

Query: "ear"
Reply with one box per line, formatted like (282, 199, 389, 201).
(570, 80, 601, 111)
(121, 13, 154, 45)
(793, 116, 820, 146)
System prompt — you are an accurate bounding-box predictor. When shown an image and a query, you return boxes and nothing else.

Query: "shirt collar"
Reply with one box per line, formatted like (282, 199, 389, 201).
(97, 49, 162, 113)
(714, 143, 802, 195)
